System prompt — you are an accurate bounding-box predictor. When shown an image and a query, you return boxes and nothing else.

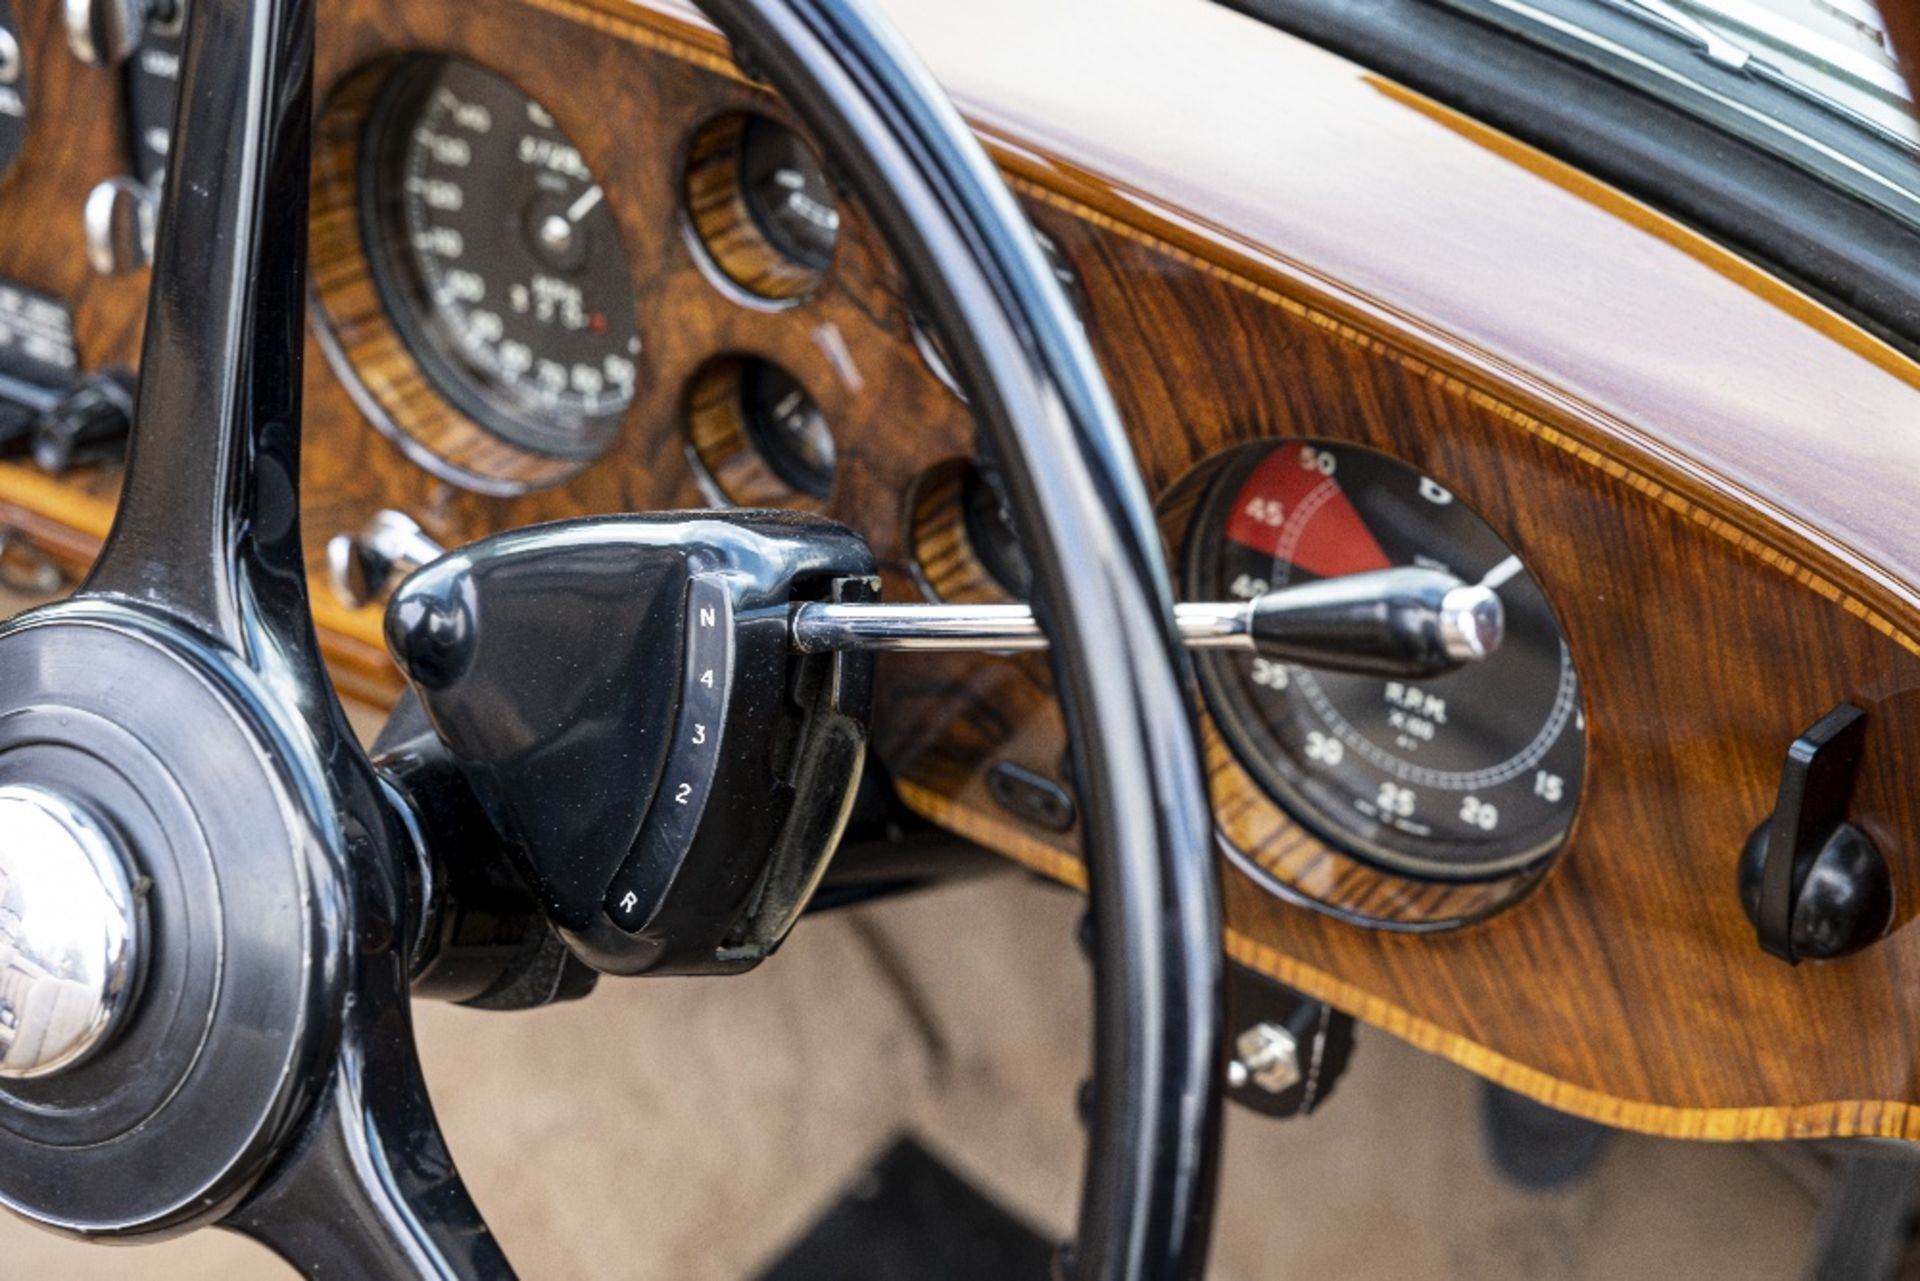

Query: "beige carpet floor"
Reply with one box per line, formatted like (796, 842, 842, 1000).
(0, 869, 1836, 1279)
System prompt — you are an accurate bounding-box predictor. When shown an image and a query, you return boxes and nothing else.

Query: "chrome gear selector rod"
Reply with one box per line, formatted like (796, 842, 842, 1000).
(789, 567, 1502, 678)
(343, 508, 1504, 680)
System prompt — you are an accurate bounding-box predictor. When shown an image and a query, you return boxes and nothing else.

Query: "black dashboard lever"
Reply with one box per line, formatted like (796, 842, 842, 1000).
(789, 566, 1504, 679)
(1738, 702, 1893, 964)
(376, 514, 1494, 983)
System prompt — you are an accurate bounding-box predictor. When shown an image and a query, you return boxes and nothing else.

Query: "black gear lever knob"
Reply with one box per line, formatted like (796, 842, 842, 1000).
(385, 512, 875, 976)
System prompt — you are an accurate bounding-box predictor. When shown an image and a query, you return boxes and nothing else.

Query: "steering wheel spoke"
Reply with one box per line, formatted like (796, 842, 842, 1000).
(0, 0, 506, 1272)
(78, 0, 324, 689)
(226, 980, 511, 1279)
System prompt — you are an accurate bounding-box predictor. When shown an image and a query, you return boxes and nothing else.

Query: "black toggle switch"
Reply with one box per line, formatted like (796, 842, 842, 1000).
(1738, 702, 1893, 964)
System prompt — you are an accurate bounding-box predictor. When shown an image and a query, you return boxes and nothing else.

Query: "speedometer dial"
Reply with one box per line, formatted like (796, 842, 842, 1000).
(362, 58, 640, 459)
(1188, 441, 1586, 880)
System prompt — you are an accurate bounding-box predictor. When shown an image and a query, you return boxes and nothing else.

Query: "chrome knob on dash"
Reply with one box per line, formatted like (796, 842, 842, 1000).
(790, 567, 1504, 679)
(328, 510, 450, 610)
(82, 176, 157, 276)
(0, 785, 144, 1079)
(63, 0, 177, 66)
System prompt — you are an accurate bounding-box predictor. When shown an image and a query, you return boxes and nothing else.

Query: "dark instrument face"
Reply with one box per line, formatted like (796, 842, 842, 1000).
(736, 116, 840, 272)
(363, 57, 641, 459)
(1188, 441, 1586, 880)
(738, 360, 836, 499)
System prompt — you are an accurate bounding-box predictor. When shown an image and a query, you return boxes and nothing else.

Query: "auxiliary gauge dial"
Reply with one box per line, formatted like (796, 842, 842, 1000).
(1187, 440, 1586, 881)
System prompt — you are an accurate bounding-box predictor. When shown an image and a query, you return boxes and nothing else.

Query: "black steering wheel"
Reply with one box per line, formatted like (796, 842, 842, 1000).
(0, 0, 1222, 1276)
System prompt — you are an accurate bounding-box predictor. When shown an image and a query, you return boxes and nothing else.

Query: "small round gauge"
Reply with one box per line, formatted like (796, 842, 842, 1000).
(1188, 440, 1586, 880)
(362, 58, 640, 459)
(737, 117, 840, 271)
(960, 464, 1034, 599)
(737, 360, 836, 499)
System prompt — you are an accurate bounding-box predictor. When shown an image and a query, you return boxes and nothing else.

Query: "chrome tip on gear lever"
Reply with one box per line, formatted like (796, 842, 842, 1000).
(790, 566, 1504, 679)
(339, 510, 1503, 680)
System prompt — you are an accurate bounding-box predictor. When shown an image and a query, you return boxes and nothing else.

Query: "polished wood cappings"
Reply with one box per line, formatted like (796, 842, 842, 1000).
(0, 0, 1919, 1144)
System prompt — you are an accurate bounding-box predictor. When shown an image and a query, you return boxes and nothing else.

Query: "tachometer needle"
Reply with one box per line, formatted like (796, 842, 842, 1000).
(566, 183, 604, 224)
(1478, 554, 1523, 591)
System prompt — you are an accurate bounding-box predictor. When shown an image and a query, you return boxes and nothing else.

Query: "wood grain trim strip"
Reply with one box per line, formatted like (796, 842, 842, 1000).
(518, 0, 744, 82)
(901, 776, 1920, 1143)
(549, 0, 1920, 659)
(998, 170, 1920, 661)
(430, 0, 1920, 1141)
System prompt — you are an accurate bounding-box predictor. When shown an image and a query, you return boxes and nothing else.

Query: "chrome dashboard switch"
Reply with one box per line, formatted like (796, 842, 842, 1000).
(82, 176, 156, 276)
(327, 509, 446, 609)
(63, 0, 176, 66)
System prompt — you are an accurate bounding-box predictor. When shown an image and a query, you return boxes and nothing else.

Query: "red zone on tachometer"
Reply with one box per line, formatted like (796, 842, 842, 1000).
(1223, 445, 1390, 579)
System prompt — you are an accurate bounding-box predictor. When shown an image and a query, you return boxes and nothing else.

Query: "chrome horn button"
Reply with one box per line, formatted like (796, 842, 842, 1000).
(0, 784, 141, 1079)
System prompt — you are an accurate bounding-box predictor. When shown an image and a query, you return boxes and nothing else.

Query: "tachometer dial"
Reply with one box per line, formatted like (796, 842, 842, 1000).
(362, 58, 640, 459)
(1188, 440, 1585, 880)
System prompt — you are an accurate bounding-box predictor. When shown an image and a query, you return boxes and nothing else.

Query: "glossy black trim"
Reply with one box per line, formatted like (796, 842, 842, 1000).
(83, 0, 319, 649)
(225, 1032, 514, 1278)
(1218, 0, 1920, 355)
(6, 0, 506, 1272)
(385, 511, 877, 977)
(700, 2, 1224, 1276)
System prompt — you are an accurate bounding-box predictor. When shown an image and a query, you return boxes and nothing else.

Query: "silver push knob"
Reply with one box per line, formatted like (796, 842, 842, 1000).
(63, 0, 175, 66)
(328, 510, 447, 609)
(82, 176, 157, 275)
(0, 26, 24, 86)
(0, 785, 143, 1079)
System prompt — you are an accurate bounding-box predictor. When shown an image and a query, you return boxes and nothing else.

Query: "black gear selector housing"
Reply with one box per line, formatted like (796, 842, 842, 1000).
(385, 512, 876, 975)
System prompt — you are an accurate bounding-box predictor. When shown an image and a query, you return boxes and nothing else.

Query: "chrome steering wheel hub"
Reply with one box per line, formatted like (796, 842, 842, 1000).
(0, 783, 142, 1080)
(0, 607, 332, 1236)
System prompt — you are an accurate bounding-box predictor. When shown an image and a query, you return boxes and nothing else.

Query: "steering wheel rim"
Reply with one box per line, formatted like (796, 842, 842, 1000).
(0, 0, 1224, 1275)
(701, 3, 1225, 1273)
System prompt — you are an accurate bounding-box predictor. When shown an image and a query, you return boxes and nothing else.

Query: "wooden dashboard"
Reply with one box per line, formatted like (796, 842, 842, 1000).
(4, 0, 1920, 1143)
